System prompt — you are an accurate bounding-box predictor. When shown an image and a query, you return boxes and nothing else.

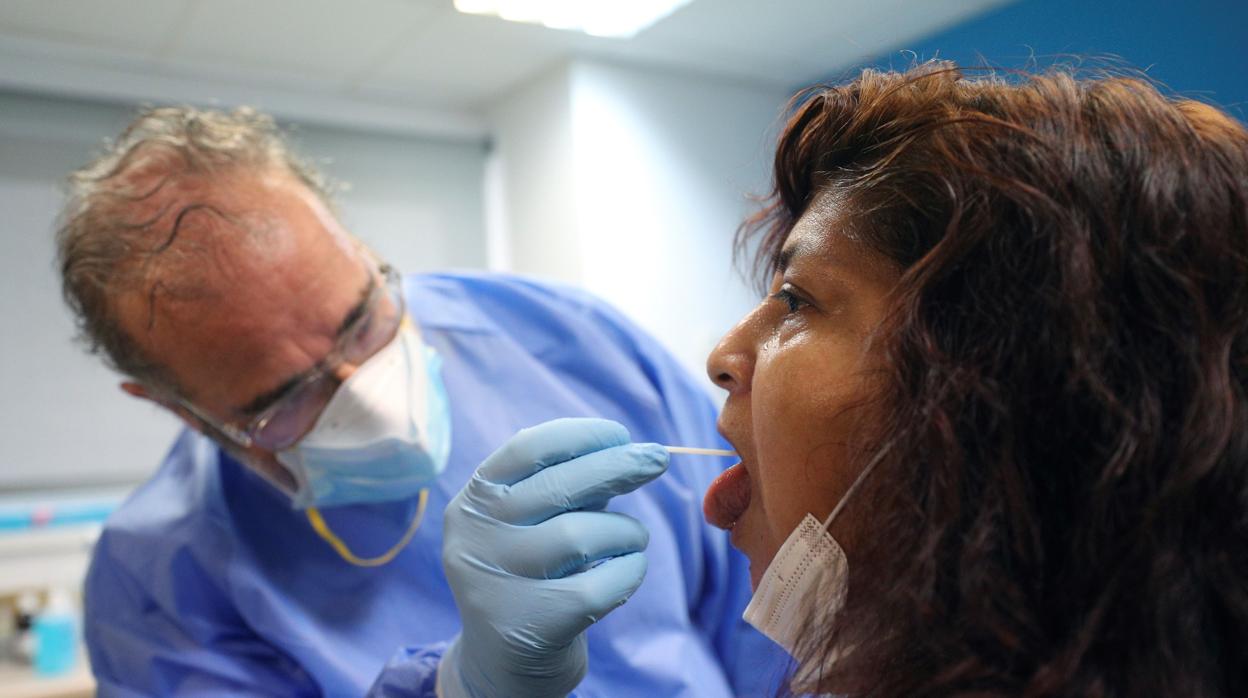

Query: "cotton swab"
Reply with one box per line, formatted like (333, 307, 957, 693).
(664, 446, 736, 457)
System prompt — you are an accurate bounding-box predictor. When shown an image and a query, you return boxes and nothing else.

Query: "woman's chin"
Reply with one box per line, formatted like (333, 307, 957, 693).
(728, 516, 771, 590)
(748, 560, 764, 591)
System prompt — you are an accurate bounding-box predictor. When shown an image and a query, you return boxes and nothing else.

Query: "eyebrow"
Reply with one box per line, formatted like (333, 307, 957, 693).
(776, 246, 796, 273)
(774, 235, 862, 300)
(235, 274, 375, 417)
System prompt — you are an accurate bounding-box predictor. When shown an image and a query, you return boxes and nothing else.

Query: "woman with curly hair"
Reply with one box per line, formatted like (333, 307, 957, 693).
(703, 62, 1248, 696)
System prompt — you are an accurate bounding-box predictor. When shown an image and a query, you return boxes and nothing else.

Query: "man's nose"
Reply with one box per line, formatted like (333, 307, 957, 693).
(332, 361, 358, 384)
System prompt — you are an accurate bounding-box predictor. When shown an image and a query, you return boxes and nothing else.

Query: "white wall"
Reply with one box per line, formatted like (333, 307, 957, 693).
(289, 125, 488, 273)
(571, 62, 786, 386)
(491, 60, 788, 387)
(0, 90, 487, 491)
(488, 66, 579, 280)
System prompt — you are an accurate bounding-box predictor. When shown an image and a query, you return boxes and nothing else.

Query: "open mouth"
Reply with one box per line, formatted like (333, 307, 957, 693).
(703, 461, 752, 530)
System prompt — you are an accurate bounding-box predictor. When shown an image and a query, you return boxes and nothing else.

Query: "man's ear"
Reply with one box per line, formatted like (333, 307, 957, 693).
(119, 381, 153, 401)
(120, 381, 204, 434)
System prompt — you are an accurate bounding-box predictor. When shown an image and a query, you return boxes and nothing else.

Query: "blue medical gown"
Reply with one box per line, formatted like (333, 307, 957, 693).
(84, 272, 787, 697)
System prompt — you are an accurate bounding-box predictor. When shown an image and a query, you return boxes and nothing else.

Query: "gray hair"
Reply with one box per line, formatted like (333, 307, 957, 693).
(56, 105, 337, 389)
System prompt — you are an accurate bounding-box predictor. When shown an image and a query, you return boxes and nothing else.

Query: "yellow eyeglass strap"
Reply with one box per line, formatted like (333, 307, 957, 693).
(306, 488, 429, 567)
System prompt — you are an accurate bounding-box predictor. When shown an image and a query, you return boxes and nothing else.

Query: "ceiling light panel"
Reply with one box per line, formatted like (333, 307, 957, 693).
(453, 0, 693, 38)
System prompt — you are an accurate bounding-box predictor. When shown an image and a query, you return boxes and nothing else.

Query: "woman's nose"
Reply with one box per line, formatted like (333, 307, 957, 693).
(706, 315, 756, 394)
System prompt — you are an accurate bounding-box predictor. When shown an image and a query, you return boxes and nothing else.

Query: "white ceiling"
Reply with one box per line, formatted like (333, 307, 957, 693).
(0, 0, 1010, 140)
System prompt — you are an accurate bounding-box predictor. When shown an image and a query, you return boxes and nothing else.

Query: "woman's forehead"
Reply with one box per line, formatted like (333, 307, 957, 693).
(781, 191, 853, 268)
(781, 194, 901, 284)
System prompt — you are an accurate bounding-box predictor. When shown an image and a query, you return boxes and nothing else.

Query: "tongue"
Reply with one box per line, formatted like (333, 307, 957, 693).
(703, 463, 752, 530)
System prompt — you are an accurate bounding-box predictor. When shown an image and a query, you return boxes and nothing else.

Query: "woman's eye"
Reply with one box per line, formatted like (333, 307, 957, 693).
(771, 285, 809, 314)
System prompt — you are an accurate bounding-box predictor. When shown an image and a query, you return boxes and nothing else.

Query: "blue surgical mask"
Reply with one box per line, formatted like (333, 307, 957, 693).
(276, 323, 452, 509)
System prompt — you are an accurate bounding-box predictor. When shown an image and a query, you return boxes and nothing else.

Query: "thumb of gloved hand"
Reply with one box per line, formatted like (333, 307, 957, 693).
(438, 418, 668, 698)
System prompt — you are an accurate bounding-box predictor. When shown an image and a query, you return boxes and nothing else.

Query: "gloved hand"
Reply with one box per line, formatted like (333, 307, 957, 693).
(437, 418, 669, 698)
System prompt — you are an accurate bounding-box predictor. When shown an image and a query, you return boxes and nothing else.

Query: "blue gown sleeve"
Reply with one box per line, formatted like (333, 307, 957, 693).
(89, 523, 459, 698)
(369, 646, 602, 698)
(365, 645, 445, 697)
(85, 527, 322, 697)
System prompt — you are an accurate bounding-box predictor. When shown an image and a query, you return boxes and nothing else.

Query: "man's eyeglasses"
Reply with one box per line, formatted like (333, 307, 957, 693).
(170, 263, 405, 452)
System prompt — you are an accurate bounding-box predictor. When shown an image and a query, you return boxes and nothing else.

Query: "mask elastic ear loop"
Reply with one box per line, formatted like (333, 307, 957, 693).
(822, 443, 890, 530)
(305, 488, 429, 567)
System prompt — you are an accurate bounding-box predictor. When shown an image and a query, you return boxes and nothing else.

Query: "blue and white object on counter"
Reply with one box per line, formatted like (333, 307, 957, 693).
(0, 496, 119, 533)
(33, 589, 78, 677)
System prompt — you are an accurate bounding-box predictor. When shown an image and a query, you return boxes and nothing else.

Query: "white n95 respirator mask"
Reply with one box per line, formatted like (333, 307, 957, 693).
(744, 513, 848, 657)
(276, 323, 452, 510)
(743, 453, 881, 691)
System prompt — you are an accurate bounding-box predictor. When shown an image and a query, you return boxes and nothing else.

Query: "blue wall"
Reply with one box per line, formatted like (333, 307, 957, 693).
(865, 0, 1247, 120)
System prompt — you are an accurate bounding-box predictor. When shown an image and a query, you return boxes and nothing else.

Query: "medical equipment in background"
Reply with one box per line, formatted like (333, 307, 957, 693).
(0, 491, 114, 697)
(32, 589, 78, 677)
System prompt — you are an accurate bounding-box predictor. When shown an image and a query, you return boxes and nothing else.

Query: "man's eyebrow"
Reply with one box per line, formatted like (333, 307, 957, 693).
(238, 374, 306, 417)
(335, 277, 374, 337)
(235, 275, 374, 417)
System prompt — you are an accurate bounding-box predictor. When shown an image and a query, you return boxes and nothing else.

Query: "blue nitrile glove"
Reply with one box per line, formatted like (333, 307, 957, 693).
(437, 418, 669, 698)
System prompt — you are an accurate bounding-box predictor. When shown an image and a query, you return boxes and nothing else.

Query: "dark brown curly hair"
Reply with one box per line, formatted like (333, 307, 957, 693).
(741, 62, 1248, 696)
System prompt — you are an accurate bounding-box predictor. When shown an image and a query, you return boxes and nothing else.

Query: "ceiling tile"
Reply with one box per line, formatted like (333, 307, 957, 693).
(574, 0, 1009, 87)
(0, 0, 1018, 134)
(167, 0, 444, 85)
(0, 0, 191, 57)
(358, 10, 581, 108)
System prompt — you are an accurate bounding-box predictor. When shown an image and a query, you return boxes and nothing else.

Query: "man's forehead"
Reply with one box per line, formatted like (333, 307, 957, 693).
(119, 249, 368, 409)
(110, 168, 365, 402)
(139, 212, 355, 321)
(125, 166, 349, 286)
(120, 206, 285, 327)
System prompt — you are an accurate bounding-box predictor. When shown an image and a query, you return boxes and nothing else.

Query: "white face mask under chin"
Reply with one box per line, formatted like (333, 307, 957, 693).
(742, 453, 881, 692)
(743, 513, 847, 691)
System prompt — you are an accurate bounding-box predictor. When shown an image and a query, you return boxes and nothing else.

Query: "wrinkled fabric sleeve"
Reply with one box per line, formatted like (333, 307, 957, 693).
(369, 645, 594, 698)
(89, 530, 452, 698)
(85, 530, 320, 698)
(365, 645, 445, 697)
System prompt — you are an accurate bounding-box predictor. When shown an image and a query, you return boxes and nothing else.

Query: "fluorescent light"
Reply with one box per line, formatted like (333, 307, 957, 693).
(453, 0, 693, 39)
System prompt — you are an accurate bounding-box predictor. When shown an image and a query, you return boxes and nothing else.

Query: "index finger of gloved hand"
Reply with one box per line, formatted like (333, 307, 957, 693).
(490, 443, 668, 525)
(477, 418, 630, 486)
(498, 511, 649, 579)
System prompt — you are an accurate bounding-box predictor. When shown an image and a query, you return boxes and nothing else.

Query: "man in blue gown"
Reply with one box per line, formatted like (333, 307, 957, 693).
(56, 107, 781, 696)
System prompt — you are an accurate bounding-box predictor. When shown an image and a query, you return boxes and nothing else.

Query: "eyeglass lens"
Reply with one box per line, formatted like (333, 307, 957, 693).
(251, 274, 403, 450)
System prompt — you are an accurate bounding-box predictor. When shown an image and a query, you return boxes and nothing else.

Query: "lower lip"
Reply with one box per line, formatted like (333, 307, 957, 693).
(702, 462, 752, 531)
